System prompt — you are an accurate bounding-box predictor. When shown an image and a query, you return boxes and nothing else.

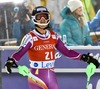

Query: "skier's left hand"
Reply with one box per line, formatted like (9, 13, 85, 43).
(81, 53, 100, 68)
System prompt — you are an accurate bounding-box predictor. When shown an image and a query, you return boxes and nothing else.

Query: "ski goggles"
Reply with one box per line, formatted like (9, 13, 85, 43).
(32, 12, 50, 21)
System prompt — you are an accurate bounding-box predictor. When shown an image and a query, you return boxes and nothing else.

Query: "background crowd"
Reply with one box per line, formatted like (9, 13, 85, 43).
(0, 0, 100, 46)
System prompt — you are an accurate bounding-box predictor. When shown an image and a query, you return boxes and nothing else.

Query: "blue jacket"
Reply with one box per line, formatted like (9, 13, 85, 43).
(60, 6, 93, 46)
(88, 9, 100, 32)
(24, 19, 34, 34)
(12, 21, 22, 45)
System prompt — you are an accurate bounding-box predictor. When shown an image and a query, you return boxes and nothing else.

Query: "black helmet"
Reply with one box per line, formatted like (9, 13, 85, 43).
(31, 6, 50, 26)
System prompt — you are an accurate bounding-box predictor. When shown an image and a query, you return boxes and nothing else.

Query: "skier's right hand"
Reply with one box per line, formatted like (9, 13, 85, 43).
(5, 57, 18, 74)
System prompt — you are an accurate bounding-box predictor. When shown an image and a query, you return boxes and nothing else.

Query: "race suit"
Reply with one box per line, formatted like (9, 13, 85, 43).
(11, 29, 82, 89)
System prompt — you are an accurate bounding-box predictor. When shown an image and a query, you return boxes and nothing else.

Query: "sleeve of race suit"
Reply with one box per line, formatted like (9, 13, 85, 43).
(11, 33, 33, 62)
(55, 38, 82, 60)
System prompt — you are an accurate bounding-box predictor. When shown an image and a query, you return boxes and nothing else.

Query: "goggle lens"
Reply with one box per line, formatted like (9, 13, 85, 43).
(35, 13, 49, 20)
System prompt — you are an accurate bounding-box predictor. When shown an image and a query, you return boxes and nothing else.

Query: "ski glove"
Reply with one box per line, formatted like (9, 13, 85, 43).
(5, 57, 18, 74)
(81, 53, 100, 68)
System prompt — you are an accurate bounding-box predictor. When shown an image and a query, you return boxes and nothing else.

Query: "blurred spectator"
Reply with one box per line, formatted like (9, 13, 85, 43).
(12, 2, 35, 45)
(88, 9, 100, 45)
(12, 16, 22, 46)
(46, 0, 68, 35)
(93, 0, 100, 13)
(21, 2, 35, 35)
(24, 2, 35, 14)
(22, 14, 34, 35)
(60, 0, 93, 46)
(88, 10, 100, 32)
(0, 1, 36, 46)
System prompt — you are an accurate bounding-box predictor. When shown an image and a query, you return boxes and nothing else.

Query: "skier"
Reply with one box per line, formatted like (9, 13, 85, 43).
(5, 6, 99, 89)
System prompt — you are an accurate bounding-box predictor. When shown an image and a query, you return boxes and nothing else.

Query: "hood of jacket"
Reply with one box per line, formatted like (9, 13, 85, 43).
(61, 6, 77, 21)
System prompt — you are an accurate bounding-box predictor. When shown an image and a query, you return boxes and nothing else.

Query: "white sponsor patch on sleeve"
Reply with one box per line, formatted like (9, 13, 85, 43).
(52, 35, 56, 39)
(33, 36, 38, 41)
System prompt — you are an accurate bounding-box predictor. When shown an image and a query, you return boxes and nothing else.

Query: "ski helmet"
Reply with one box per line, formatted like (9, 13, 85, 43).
(32, 6, 50, 26)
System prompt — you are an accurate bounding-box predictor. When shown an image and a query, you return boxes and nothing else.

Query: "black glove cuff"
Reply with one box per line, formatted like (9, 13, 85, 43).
(81, 54, 91, 62)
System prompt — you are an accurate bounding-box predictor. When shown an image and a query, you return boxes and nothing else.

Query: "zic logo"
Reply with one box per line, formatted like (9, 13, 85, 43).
(33, 36, 38, 41)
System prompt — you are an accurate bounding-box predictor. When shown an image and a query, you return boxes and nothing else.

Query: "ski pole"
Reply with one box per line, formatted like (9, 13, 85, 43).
(86, 63, 96, 89)
(18, 65, 48, 89)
